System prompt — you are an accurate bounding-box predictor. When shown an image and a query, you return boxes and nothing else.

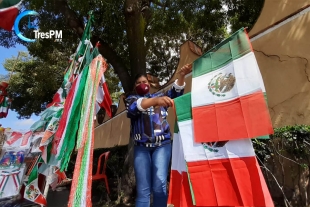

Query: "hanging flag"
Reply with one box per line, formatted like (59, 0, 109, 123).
(0, 168, 25, 198)
(168, 123, 197, 207)
(0, 0, 22, 31)
(20, 131, 33, 147)
(5, 131, 23, 145)
(173, 93, 274, 207)
(53, 75, 80, 155)
(96, 74, 113, 117)
(191, 28, 273, 142)
(24, 157, 47, 206)
(0, 97, 10, 118)
(46, 88, 64, 108)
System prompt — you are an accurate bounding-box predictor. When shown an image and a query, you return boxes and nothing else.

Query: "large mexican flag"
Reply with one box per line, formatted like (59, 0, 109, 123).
(0, 0, 22, 31)
(191, 28, 273, 142)
(169, 93, 273, 206)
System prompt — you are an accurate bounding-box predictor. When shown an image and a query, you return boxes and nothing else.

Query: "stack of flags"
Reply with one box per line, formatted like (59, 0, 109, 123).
(168, 28, 274, 207)
(21, 11, 113, 207)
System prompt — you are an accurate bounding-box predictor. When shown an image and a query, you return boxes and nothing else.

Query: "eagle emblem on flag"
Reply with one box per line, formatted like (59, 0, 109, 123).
(208, 72, 236, 97)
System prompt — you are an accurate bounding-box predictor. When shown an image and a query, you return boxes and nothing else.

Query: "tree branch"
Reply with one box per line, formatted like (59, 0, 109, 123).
(51, 0, 132, 93)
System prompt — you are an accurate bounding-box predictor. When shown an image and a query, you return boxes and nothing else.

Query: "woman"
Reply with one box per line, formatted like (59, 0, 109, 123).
(125, 64, 192, 207)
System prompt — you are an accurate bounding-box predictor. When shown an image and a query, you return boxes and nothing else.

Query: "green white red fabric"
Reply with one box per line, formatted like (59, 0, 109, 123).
(95, 75, 113, 117)
(0, 97, 10, 118)
(0, 0, 22, 31)
(191, 28, 273, 142)
(168, 93, 274, 207)
(0, 167, 25, 198)
(24, 157, 47, 206)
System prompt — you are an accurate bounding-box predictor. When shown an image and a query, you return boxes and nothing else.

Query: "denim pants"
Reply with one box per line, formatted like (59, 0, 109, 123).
(134, 143, 172, 207)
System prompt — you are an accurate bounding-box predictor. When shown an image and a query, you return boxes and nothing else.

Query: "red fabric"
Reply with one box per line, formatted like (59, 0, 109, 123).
(47, 89, 62, 108)
(52, 77, 78, 154)
(187, 157, 273, 206)
(0, 8, 19, 31)
(21, 131, 32, 146)
(192, 91, 273, 142)
(6, 131, 23, 145)
(100, 82, 112, 117)
(0, 111, 8, 118)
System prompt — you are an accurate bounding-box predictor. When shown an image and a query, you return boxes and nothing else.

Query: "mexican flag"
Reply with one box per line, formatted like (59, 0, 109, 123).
(0, 0, 22, 31)
(170, 93, 273, 206)
(95, 74, 113, 117)
(191, 28, 273, 142)
(24, 157, 47, 206)
(168, 123, 197, 207)
(0, 97, 10, 118)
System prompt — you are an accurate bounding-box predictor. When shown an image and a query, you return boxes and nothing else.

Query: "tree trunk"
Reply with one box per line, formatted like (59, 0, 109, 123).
(124, 0, 150, 86)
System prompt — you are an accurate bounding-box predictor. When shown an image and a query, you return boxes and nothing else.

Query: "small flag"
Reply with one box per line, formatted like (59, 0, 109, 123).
(0, 0, 22, 31)
(96, 74, 113, 117)
(24, 157, 47, 206)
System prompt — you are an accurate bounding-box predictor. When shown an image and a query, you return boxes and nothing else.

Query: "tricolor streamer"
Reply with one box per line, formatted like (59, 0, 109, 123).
(68, 55, 107, 207)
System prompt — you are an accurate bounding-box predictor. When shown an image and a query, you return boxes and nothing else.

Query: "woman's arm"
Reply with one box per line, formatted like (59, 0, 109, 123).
(140, 96, 173, 109)
(126, 96, 173, 117)
(166, 64, 192, 99)
(177, 64, 192, 86)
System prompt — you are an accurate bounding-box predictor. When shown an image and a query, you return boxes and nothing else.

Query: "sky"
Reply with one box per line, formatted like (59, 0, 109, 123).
(0, 44, 40, 131)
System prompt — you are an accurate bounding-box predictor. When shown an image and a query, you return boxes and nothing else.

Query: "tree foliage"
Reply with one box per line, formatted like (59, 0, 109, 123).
(0, 0, 264, 118)
(0, 0, 265, 204)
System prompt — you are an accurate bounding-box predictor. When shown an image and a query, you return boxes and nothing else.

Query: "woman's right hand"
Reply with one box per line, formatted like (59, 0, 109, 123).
(155, 96, 173, 107)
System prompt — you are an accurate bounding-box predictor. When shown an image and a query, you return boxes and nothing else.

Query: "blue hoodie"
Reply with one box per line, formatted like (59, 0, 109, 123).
(125, 80, 185, 147)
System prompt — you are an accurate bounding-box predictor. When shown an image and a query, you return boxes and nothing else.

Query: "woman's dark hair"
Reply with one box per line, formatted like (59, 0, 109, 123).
(124, 73, 148, 98)
(134, 73, 147, 83)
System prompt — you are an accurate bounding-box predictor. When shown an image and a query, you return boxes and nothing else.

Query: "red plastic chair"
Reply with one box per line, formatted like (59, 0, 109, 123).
(92, 151, 110, 194)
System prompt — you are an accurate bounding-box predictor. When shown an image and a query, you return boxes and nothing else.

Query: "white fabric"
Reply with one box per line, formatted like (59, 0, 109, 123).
(171, 132, 187, 174)
(96, 76, 105, 104)
(0, 167, 26, 199)
(56, 74, 82, 158)
(173, 79, 186, 91)
(178, 120, 256, 162)
(191, 52, 262, 107)
(137, 98, 147, 111)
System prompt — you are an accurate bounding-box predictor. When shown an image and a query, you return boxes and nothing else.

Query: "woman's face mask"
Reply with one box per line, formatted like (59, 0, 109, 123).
(135, 83, 150, 96)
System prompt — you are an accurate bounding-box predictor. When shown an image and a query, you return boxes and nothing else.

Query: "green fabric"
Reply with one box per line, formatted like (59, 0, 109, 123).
(30, 120, 46, 132)
(193, 28, 251, 78)
(257, 93, 270, 139)
(185, 163, 196, 205)
(174, 93, 192, 122)
(58, 66, 89, 171)
(256, 135, 270, 139)
(0, 97, 9, 107)
(0, 0, 21, 9)
(173, 121, 179, 133)
(76, 11, 94, 59)
(27, 156, 43, 184)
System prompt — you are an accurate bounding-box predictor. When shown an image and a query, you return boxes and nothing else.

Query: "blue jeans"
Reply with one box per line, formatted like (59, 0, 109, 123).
(134, 143, 172, 207)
